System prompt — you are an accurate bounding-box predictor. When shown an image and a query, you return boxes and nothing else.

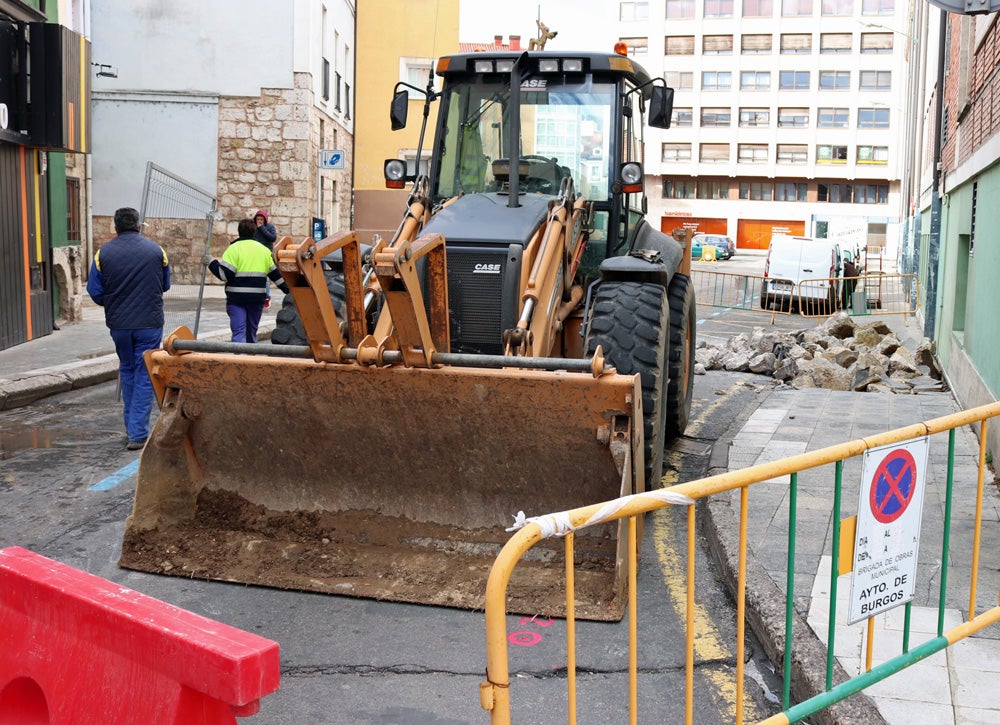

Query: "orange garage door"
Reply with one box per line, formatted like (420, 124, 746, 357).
(737, 219, 806, 250)
(660, 216, 727, 236)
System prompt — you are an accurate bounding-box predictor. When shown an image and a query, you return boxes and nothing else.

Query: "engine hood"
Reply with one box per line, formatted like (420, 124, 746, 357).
(423, 193, 551, 247)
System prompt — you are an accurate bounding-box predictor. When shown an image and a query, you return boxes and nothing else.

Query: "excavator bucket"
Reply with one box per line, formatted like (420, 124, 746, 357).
(119, 334, 644, 621)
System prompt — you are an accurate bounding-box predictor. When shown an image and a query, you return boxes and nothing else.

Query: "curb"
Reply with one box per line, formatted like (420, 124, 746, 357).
(0, 323, 274, 412)
(701, 440, 887, 724)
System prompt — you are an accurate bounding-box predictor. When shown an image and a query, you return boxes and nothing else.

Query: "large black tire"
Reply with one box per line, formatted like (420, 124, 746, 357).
(665, 274, 696, 439)
(585, 281, 670, 491)
(270, 269, 346, 346)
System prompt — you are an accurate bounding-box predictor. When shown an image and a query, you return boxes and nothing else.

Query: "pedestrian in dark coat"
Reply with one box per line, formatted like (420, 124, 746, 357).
(253, 209, 278, 306)
(86, 207, 171, 450)
(253, 209, 277, 250)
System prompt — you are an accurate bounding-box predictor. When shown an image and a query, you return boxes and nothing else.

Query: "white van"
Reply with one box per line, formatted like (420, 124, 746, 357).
(760, 235, 843, 313)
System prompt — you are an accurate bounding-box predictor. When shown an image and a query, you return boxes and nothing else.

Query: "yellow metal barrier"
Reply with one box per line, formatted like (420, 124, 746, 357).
(480, 401, 1000, 724)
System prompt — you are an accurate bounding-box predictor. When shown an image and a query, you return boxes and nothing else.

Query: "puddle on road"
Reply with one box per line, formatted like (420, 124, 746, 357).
(0, 421, 113, 459)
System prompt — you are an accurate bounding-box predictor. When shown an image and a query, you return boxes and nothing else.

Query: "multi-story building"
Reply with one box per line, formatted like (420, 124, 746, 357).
(622, 0, 912, 255)
(912, 8, 1000, 457)
(89, 0, 355, 283)
(0, 0, 91, 351)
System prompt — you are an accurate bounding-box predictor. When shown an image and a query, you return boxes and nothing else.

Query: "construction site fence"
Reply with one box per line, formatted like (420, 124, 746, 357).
(690, 270, 919, 322)
(480, 401, 1000, 724)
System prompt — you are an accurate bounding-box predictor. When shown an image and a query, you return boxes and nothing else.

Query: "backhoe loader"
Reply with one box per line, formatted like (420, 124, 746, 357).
(120, 48, 696, 621)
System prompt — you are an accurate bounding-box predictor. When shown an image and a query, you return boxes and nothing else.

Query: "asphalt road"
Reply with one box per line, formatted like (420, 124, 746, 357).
(0, 308, 785, 724)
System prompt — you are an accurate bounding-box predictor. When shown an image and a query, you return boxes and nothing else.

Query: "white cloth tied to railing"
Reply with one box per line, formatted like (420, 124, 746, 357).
(507, 489, 696, 539)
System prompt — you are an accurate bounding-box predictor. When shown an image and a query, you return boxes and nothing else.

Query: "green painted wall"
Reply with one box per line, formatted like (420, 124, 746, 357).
(936, 169, 1000, 398)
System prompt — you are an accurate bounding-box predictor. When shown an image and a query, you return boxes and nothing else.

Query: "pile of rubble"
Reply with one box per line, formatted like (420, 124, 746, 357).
(695, 313, 945, 394)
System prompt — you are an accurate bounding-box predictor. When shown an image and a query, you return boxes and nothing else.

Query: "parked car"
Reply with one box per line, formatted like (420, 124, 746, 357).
(760, 235, 842, 313)
(691, 233, 736, 260)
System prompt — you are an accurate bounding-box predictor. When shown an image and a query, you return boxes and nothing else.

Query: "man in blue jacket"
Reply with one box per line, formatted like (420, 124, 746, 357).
(86, 207, 171, 451)
(210, 218, 289, 343)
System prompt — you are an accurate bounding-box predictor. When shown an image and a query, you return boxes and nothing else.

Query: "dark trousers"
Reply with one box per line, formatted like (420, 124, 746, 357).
(227, 301, 264, 343)
(110, 327, 163, 443)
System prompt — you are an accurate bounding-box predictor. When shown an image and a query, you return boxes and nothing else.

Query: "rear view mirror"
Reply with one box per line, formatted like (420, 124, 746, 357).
(648, 85, 674, 129)
(390, 90, 409, 131)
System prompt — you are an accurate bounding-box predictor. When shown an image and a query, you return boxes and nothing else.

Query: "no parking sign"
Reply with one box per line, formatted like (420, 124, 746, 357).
(848, 438, 930, 624)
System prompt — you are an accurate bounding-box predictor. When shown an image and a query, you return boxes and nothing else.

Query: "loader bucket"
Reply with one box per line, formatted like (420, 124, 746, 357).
(120, 342, 643, 621)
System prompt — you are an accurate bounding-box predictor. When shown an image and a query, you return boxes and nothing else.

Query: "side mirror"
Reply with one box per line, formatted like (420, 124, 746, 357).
(648, 85, 674, 129)
(390, 90, 409, 131)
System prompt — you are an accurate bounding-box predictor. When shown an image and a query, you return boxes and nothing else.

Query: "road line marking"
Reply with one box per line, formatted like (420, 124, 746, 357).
(89, 459, 139, 491)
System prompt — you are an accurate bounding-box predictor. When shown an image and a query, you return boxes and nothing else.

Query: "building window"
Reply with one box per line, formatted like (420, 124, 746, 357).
(621, 1, 650, 20)
(853, 183, 889, 202)
(816, 144, 848, 162)
(857, 107, 890, 128)
(671, 107, 694, 127)
(740, 107, 770, 126)
(781, 0, 813, 16)
(820, 33, 852, 53)
(703, 34, 734, 53)
(777, 144, 808, 164)
(776, 181, 808, 199)
(402, 150, 432, 176)
(666, 36, 695, 55)
(780, 33, 812, 53)
(322, 58, 331, 101)
(741, 34, 772, 53)
(400, 57, 435, 98)
(334, 71, 342, 111)
(859, 70, 891, 90)
(861, 0, 893, 14)
(66, 177, 81, 241)
(662, 143, 693, 162)
(777, 107, 809, 127)
(741, 70, 770, 90)
(860, 32, 893, 53)
(620, 36, 648, 55)
(702, 71, 732, 90)
(738, 143, 769, 164)
(700, 143, 731, 163)
(779, 70, 810, 90)
(697, 180, 729, 198)
(817, 182, 852, 202)
(943, 104, 950, 143)
(344, 83, 351, 119)
(701, 107, 732, 126)
(739, 181, 774, 199)
(665, 71, 694, 90)
(821, 0, 853, 14)
(663, 179, 696, 198)
(817, 107, 849, 127)
(743, 0, 774, 14)
(705, 0, 735, 17)
(819, 70, 851, 90)
(666, 0, 697, 18)
(857, 145, 889, 163)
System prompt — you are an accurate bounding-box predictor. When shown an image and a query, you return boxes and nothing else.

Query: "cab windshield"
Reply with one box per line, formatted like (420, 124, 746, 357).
(434, 75, 615, 201)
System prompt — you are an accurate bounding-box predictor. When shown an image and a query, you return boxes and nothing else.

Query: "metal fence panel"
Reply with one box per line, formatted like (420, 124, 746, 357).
(139, 162, 218, 336)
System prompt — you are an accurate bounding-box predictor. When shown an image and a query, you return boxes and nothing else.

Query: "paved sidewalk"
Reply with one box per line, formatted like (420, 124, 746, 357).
(722, 383, 1000, 723)
(1, 289, 998, 722)
(0, 284, 278, 410)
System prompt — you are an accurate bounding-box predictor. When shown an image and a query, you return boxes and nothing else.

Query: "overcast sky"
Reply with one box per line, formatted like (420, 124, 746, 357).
(458, 0, 617, 50)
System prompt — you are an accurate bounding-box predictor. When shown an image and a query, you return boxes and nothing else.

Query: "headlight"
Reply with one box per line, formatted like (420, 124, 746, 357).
(474, 60, 495, 73)
(538, 59, 559, 73)
(621, 161, 642, 186)
(384, 159, 407, 189)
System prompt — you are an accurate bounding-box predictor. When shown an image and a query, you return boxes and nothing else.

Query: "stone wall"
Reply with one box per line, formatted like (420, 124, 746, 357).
(91, 74, 354, 286)
(216, 72, 353, 256)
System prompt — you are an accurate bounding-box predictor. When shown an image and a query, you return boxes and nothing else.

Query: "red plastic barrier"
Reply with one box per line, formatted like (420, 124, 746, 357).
(0, 546, 280, 724)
